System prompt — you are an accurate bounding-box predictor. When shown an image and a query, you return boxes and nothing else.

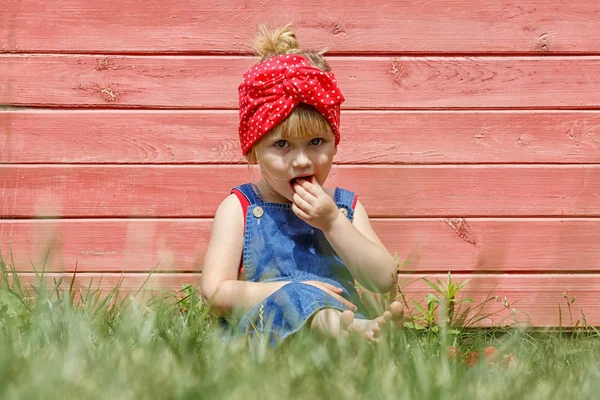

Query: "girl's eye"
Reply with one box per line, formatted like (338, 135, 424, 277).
(274, 140, 288, 149)
(310, 138, 323, 146)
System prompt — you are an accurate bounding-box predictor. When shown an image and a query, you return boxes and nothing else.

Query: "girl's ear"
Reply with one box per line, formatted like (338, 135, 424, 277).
(333, 145, 338, 156)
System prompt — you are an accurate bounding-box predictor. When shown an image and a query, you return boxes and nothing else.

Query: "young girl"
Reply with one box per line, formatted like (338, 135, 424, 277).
(201, 25, 404, 346)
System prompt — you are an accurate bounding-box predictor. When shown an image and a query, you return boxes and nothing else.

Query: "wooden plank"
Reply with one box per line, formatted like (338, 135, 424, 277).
(2, 218, 600, 273)
(395, 274, 600, 328)
(3, 55, 600, 109)
(0, 219, 208, 273)
(3, 110, 600, 164)
(10, 272, 600, 327)
(1, 165, 599, 218)
(2, 0, 599, 54)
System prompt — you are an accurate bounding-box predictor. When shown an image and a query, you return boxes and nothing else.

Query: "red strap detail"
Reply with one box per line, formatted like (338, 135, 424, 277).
(231, 189, 249, 279)
(232, 188, 250, 225)
(352, 195, 358, 210)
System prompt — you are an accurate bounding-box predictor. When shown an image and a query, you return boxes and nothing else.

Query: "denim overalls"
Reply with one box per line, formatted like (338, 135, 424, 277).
(232, 183, 368, 346)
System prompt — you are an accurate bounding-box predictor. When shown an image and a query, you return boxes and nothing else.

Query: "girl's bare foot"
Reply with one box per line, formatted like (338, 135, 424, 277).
(370, 301, 405, 342)
(310, 308, 376, 341)
(310, 308, 355, 339)
(310, 302, 404, 343)
(344, 301, 405, 343)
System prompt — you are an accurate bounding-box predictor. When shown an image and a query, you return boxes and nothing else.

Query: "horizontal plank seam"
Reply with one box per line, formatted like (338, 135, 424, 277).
(3, 215, 600, 220)
(4, 162, 600, 166)
(2, 164, 600, 168)
(4, 109, 600, 115)
(6, 105, 600, 111)
(4, 52, 600, 59)
(2, 216, 600, 221)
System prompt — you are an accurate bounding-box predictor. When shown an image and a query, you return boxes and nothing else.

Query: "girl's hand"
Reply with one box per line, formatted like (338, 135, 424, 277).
(291, 177, 341, 232)
(301, 280, 358, 311)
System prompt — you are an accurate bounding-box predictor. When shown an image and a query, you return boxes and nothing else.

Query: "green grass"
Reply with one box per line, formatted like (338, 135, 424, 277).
(1, 259, 600, 399)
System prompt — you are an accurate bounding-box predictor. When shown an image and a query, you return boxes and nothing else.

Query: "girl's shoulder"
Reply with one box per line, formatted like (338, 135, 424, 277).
(215, 193, 245, 224)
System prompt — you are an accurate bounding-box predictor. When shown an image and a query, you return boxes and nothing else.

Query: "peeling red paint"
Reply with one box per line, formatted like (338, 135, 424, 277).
(443, 218, 477, 245)
(95, 57, 117, 71)
(389, 58, 408, 87)
(99, 87, 119, 102)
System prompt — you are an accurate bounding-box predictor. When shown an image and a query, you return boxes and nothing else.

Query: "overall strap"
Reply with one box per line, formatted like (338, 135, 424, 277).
(232, 183, 262, 204)
(230, 183, 260, 279)
(230, 183, 262, 223)
(335, 187, 358, 212)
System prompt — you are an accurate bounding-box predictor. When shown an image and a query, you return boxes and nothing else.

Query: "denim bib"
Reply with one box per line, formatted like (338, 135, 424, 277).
(233, 183, 368, 345)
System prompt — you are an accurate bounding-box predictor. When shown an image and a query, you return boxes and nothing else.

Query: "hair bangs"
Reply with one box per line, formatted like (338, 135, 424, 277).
(273, 104, 332, 139)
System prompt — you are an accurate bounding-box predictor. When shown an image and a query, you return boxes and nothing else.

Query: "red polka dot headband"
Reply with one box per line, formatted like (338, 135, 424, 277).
(238, 54, 345, 155)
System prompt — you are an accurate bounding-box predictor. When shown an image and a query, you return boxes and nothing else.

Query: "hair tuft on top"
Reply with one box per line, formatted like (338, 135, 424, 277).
(252, 24, 331, 71)
(253, 24, 300, 60)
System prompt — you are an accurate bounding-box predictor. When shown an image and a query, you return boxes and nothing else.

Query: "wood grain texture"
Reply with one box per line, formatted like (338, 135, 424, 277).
(3, 110, 600, 164)
(2, 0, 599, 54)
(3, 1, 599, 330)
(1, 165, 598, 218)
(3, 56, 600, 109)
(10, 272, 600, 327)
(2, 218, 599, 273)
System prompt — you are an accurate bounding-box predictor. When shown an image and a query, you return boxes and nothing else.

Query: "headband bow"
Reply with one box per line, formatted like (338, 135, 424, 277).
(238, 54, 345, 155)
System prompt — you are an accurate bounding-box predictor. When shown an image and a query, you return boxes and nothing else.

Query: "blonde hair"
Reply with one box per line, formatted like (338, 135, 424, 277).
(245, 24, 335, 165)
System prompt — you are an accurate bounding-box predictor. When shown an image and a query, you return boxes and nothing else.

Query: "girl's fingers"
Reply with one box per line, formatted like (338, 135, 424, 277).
(326, 283, 343, 293)
(293, 183, 316, 201)
(311, 281, 341, 294)
(299, 178, 323, 197)
(303, 281, 356, 311)
(292, 193, 312, 211)
(291, 203, 311, 220)
(324, 289, 356, 311)
(335, 295, 358, 311)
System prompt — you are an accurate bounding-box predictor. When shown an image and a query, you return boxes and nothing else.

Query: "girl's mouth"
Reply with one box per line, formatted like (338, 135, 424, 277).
(290, 175, 313, 189)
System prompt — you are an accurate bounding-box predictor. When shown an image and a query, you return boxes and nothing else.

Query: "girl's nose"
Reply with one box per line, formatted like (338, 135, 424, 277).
(292, 151, 312, 168)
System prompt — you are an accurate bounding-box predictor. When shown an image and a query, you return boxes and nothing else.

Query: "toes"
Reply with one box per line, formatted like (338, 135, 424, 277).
(364, 331, 375, 342)
(346, 324, 361, 336)
(371, 301, 405, 341)
(383, 310, 392, 323)
(372, 325, 381, 338)
(390, 301, 404, 320)
(341, 309, 355, 329)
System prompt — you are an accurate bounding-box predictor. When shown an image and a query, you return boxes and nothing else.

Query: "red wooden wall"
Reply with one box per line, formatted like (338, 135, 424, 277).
(1, 0, 600, 327)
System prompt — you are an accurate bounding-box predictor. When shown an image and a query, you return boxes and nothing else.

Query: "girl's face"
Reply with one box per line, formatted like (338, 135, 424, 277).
(255, 129, 337, 203)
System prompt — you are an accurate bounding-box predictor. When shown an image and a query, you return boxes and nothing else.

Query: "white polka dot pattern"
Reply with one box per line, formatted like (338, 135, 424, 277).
(238, 55, 345, 155)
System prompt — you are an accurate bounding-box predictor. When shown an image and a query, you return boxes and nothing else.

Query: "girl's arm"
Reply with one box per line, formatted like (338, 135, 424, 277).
(291, 179, 397, 293)
(323, 200, 397, 293)
(201, 194, 290, 316)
